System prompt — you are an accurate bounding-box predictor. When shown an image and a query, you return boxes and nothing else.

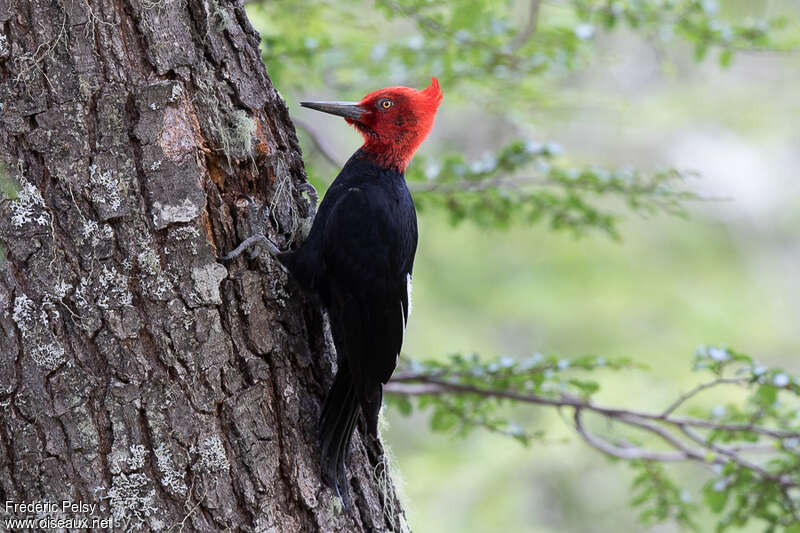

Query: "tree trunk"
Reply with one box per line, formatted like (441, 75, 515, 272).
(0, 0, 409, 530)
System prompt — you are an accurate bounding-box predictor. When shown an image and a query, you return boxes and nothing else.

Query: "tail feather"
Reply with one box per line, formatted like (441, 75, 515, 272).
(332, 400, 360, 505)
(319, 367, 360, 507)
(363, 388, 383, 437)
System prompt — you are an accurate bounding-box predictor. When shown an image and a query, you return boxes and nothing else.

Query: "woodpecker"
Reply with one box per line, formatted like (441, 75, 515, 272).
(223, 78, 442, 504)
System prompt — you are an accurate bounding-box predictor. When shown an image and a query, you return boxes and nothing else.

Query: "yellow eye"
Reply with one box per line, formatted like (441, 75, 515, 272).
(380, 99, 393, 110)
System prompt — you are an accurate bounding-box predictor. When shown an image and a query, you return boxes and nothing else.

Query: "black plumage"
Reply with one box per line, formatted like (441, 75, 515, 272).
(278, 148, 417, 504)
(214, 78, 443, 504)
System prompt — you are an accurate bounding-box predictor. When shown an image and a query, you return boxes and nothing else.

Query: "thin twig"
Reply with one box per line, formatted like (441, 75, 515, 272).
(574, 408, 689, 462)
(408, 175, 547, 193)
(679, 425, 800, 522)
(407, 175, 714, 204)
(617, 414, 708, 462)
(391, 364, 554, 383)
(678, 425, 791, 487)
(509, 0, 541, 52)
(294, 118, 346, 169)
(661, 377, 749, 417)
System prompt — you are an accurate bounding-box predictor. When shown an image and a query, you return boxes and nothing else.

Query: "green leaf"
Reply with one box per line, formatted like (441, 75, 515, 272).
(703, 482, 730, 513)
(754, 385, 778, 407)
(567, 378, 600, 396)
(430, 408, 459, 432)
(0, 163, 18, 200)
(718, 49, 733, 67)
(388, 395, 413, 416)
(694, 43, 709, 62)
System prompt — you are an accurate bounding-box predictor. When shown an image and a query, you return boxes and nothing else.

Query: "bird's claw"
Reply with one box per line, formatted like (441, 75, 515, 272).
(219, 234, 283, 262)
(220, 195, 286, 263)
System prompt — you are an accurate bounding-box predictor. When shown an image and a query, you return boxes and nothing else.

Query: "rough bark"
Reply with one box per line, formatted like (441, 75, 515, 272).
(0, 0, 409, 530)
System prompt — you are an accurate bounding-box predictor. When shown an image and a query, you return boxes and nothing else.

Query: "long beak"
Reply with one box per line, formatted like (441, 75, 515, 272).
(299, 101, 366, 121)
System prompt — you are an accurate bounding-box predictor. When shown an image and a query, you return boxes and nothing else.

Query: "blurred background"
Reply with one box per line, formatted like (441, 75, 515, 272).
(246, 1, 799, 531)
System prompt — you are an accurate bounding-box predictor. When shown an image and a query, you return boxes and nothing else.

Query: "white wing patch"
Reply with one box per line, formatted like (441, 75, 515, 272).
(406, 273, 413, 319)
(398, 301, 405, 363)
(398, 274, 413, 364)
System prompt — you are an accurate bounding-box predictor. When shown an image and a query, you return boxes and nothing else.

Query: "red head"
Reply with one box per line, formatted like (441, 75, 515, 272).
(301, 78, 443, 171)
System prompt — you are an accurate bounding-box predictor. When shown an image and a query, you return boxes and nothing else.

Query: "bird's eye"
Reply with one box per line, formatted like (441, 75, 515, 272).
(379, 99, 393, 110)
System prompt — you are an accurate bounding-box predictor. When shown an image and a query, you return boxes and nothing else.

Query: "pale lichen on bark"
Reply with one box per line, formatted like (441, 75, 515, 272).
(0, 0, 408, 530)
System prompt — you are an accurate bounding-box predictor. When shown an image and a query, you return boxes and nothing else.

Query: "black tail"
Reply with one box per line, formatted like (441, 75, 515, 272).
(319, 364, 360, 507)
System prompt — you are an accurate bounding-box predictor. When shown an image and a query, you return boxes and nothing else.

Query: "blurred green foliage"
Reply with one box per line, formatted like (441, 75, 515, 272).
(0, 162, 18, 201)
(387, 348, 800, 530)
(408, 141, 697, 235)
(0, 162, 17, 266)
(387, 352, 643, 444)
(250, 0, 796, 236)
(245, 0, 800, 531)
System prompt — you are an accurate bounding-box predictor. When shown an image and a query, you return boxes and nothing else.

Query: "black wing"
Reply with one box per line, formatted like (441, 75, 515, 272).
(322, 185, 413, 404)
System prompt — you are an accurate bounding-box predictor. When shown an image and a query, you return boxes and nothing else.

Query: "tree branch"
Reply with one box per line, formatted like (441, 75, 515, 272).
(661, 377, 749, 417)
(573, 408, 690, 462)
(509, 0, 541, 52)
(384, 376, 800, 493)
(407, 175, 547, 193)
(384, 378, 798, 440)
(573, 408, 687, 463)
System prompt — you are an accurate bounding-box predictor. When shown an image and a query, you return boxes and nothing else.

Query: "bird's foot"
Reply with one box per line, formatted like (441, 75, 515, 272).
(219, 195, 287, 262)
(219, 233, 283, 262)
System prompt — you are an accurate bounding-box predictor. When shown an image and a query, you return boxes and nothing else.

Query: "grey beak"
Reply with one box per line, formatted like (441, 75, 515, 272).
(299, 101, 366, 121)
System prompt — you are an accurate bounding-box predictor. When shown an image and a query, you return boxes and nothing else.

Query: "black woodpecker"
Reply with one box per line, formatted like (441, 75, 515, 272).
(224, 78, 443, 505)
